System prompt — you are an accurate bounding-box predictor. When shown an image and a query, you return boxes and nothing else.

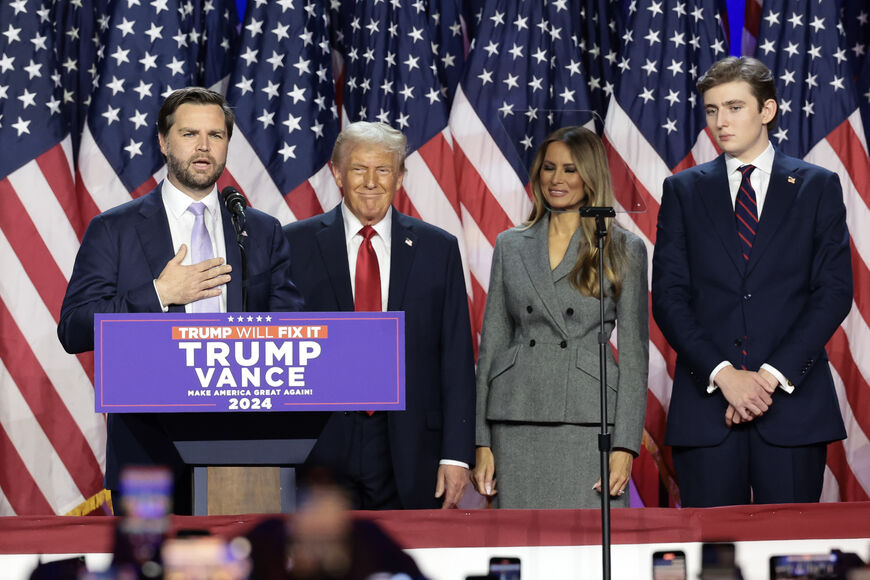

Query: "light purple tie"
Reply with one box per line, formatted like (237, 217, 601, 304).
(188, 202, 221, 313)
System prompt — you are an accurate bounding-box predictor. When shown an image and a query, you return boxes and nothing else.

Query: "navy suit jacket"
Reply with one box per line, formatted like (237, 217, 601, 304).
(652, 151, 851, 448)
(283, 205, 476, 509)
(58, 185, 304, 494)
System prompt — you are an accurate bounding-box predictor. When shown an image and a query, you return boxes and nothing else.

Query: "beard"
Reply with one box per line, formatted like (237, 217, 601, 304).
(165, 148, 225, 194)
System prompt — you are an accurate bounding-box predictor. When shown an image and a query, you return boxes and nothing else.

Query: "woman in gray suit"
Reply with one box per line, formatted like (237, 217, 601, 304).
(472, 126, 649, 508)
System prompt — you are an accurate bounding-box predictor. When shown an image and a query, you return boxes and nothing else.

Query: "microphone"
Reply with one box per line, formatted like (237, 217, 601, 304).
(220, 186, 247, 219)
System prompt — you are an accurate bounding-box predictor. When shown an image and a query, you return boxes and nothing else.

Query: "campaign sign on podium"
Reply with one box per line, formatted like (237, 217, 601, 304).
(94, 311, 405, 413)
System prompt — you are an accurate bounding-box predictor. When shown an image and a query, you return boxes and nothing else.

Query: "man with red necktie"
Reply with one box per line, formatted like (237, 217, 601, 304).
(284, 122, 476, 509)
(652, 57, 853, 507)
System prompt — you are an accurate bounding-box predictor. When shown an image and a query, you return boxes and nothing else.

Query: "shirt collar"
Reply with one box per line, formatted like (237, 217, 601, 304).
(725, 141, 775, 177)
(341, 200, 392, 244)
(162, 179, 220, 219)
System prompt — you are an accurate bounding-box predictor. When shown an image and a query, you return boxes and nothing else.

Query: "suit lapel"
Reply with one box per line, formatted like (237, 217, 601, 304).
(699, 156, 745, 274)
(134, 187, 185, 312)
(220, 203, 244, 311)
(316, 205, 355, 310)
(387, 210, 417, 311)
(519, 218, 569, 336)
(745, 152, 799, 277)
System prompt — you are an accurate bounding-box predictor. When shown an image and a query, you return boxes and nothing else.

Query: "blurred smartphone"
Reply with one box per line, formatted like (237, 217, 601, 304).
(769, 553, 838, 579)
(653, 550, 687, 580)
(115, 466, 173, 568)
(702, 543, 736, 569)
(489, 556, 521, 580)
(162, 537, 250, 580)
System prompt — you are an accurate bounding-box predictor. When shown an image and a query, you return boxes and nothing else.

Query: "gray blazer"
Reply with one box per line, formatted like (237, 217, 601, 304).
(476, 217, 649, 453)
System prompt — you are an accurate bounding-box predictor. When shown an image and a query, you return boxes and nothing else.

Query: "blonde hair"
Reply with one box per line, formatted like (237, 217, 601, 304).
(526, 126, 627, 299)
(331, 121, 407, 171)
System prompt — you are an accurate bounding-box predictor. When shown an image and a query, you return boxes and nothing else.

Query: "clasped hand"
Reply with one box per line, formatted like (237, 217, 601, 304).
(716, 366, 778, 427)
(154, 244, 232, 307)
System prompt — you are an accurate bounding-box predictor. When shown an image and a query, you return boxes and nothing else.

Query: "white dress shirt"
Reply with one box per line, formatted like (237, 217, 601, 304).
(154, 180, 228, 312)
(709, 142, 792, 393)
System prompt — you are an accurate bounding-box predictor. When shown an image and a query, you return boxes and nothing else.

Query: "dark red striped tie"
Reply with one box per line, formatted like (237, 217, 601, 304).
(735, 165, 758, 262)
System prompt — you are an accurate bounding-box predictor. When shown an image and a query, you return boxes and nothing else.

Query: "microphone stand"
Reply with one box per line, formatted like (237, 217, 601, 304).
(230, 214, 248, 312)
(579, 205, 616, 580)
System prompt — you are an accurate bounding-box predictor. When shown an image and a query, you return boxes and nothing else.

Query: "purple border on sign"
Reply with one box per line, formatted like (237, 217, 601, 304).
(94, 312, 405, 413)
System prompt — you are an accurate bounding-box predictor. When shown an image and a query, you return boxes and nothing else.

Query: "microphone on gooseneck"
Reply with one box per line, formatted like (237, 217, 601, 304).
(220, 186, 247, 219)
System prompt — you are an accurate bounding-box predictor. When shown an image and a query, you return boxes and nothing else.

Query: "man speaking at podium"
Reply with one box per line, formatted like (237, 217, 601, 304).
(283, 122, 476, 509)
(58, 87, 303, 513)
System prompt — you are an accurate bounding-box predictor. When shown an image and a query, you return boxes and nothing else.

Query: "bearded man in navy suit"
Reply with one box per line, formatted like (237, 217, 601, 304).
(652, 57, 853, 507)
(283, 122, 476, 509)
(58, 87, 304, 513)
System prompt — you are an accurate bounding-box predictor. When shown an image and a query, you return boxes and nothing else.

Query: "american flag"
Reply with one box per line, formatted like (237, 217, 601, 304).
(448, 0, 596, 337)
(754, 0, 870, 501)
(603, 0, 729, 506)
(223, 0, 340, 224)
(0, 0, 106, 515)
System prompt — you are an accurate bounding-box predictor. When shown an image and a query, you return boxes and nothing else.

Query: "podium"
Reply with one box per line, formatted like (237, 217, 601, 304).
(95, 312, 406, 515)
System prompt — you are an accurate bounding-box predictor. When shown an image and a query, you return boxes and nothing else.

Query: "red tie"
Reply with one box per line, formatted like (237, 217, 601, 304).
(355, 226, 380, 415)
(355, 226, 382, 312)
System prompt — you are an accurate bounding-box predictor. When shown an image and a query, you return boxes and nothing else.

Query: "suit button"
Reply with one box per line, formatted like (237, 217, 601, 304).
(560, 340, 567, 348)
(566, 308, 574, 316)
(529, 339, 536, 347)
(743, 294, 752, 301)
(526, 305, 533, 313)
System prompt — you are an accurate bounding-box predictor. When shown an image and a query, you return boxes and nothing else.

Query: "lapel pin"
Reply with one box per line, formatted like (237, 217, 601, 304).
(787, 176, 796, 184)
(405, 238, 413, 247)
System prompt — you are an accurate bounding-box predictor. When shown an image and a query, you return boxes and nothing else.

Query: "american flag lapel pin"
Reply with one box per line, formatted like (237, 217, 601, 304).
(788, 176, 796, 184)
(405, 238, 413, 247)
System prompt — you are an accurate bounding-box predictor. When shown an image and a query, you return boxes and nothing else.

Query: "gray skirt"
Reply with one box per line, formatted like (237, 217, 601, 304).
(491, 421, 630, 509)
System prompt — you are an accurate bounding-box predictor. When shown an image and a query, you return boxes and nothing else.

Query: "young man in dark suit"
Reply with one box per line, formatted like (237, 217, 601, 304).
(58, 87, 304, 513)
(283, 122, 476, 509)
(652, 57, 852, 507)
